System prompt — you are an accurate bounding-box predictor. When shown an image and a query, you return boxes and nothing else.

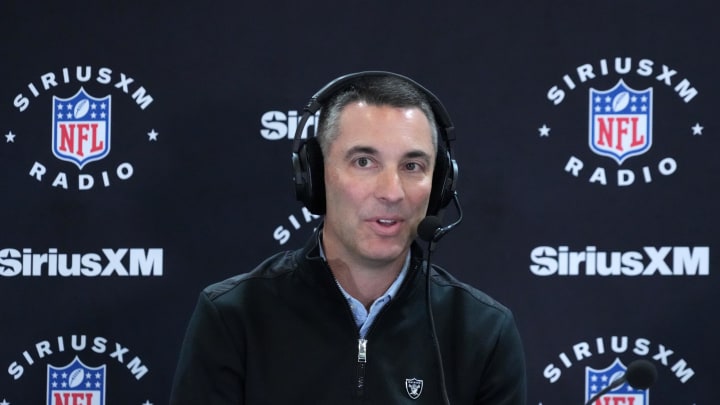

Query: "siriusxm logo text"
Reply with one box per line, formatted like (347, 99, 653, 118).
(14, 66, 153, 112)
(8, 334, 148, 381)
(260, 110, 320, 140)
(0, 248, 163, 277)
(547, 57, 697, 105)
(530, 246, 709, 276)
(544, 336, 695, 384)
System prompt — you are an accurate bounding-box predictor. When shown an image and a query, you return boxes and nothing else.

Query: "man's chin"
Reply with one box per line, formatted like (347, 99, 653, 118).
(361, 242, 410, 265)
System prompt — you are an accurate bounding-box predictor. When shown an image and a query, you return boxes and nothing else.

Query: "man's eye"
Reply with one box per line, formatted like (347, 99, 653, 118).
(356, 157, 370, 167)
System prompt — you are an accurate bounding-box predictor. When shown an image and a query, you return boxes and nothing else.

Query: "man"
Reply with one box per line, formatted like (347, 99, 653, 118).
(170, 72, 526, 404)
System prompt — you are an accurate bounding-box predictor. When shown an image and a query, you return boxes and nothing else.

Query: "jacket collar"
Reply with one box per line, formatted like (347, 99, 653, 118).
(295, 220, 426, 296)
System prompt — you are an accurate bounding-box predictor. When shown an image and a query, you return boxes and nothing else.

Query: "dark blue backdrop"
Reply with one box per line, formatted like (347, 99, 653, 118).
(1, 1, 716, 403)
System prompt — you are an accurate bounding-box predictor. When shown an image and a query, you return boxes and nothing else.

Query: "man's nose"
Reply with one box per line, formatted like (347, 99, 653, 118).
(375, 168, 404, 203)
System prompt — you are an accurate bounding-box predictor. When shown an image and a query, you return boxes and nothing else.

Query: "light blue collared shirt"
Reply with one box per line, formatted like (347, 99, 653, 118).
(319, 239, 409, 338)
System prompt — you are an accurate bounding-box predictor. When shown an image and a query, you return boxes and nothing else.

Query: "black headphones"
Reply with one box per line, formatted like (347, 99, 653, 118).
(291, 71, 458, 216)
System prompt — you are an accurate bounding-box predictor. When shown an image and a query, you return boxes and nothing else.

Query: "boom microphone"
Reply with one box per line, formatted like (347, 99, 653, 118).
(417, 216, 443, 242)
(417, 192, 463, 248)
(584, 359, 658, 405)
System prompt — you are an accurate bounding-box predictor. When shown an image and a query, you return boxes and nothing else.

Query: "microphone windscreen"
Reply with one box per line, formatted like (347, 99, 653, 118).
(625, 359, 657, 390)
(418, 216, 442, 242)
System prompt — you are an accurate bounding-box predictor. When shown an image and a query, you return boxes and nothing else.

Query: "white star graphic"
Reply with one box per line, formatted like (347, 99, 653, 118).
(538, 124, 550, 137)
(142, 401, 154, 405)
(147, 129, 159, 141)
(0, 398, 10, 405)
(5, 131, 15, 143)
(691, 123, 704, 135)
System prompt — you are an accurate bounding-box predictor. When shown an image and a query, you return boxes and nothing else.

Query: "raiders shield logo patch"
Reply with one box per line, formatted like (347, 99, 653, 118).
(405, 377, 424, 400)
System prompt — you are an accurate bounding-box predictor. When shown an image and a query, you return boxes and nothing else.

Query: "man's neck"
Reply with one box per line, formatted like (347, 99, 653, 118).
(326, 256, 404, 310)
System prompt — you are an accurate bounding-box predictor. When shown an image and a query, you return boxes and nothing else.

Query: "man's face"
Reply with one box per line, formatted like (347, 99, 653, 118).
(322, 101, 435, 269)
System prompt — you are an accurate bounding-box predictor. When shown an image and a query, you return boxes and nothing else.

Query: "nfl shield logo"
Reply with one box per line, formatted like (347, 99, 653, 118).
(586, 358, 649, 405)
(52, 87, 111, 169)
(47, 356, 106, 405)
(405, 377, 423, 400)
(589, 79, 652, 164)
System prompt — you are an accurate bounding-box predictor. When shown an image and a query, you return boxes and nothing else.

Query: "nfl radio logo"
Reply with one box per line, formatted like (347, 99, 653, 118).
(588, 79, 652, 165)
(47, 356, 106, 405)
(52, 88, 111, 169)
(586, 358, 648, 405)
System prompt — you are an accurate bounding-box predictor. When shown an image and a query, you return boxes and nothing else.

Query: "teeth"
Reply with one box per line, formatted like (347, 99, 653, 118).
(378, 219, 395, 224)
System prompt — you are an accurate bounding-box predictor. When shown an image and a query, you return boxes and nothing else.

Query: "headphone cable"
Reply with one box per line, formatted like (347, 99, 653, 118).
(425, 247, 452, 405)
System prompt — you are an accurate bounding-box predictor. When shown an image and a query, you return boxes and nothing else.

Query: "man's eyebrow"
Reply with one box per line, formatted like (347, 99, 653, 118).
(344, 146, 433, 163)
(344, 145, 378, 159)
(404, 150, 433, 162)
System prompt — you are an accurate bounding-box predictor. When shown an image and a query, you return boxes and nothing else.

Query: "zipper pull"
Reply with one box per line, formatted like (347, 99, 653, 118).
(356, 339, 368, 396)
(358, 338, 367, 363)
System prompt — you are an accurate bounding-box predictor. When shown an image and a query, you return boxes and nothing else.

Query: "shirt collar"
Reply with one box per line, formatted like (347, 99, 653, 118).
(317, 229, 410, 303)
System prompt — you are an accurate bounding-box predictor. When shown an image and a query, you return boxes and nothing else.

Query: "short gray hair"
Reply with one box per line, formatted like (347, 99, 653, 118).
(315, 75, 438, 157)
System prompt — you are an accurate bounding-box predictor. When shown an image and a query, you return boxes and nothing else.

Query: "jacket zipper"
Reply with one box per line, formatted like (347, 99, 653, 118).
(325, 259, 417, 399)
(354, 296, 400, 398)
(356, 338, 368, 396)
(328, 273, 370, 398)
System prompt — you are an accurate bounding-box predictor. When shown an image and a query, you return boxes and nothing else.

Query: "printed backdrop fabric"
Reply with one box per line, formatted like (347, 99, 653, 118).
(0, 1, 716, 404)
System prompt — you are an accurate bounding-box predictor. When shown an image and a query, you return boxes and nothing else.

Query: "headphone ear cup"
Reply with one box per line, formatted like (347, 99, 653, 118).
(293, 137, 326, 215)
(427, 142, 458, 216)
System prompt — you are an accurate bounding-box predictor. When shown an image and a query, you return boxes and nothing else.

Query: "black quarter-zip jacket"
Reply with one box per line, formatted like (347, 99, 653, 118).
(170, 232, 527, 404)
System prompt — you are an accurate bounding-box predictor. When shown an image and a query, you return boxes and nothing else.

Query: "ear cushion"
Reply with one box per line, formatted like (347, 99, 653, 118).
(292, 137, 326, 214)
(427, 141, 458, 216)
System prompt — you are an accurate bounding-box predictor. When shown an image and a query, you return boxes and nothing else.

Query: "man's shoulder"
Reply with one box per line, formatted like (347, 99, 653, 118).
(203, 250, 298, 302)
(430, 265, 513, 317)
